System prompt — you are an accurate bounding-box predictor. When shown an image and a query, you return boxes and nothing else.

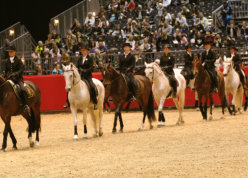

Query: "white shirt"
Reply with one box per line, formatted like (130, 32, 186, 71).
(10, 56, 15, 63)
(82, 56, 87, 64)
(124, 52, 130, 58)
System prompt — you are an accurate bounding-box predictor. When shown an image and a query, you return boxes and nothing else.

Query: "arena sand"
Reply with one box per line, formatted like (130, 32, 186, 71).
(0, 108, 247, 178)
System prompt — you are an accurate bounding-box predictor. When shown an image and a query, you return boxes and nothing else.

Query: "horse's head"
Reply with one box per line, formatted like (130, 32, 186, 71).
(62, 63, 80, 92)
(101, 64, 113, 86)
(144, 62, 155, 81)
(192, 56, 202, 75)
(223, 56, 233, 77)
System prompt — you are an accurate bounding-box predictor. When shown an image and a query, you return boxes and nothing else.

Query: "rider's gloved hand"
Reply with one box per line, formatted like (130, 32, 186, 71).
(202, 62, 205, 66)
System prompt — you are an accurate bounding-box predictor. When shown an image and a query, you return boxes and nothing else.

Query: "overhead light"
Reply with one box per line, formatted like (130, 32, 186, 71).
(54, 19, 59, 26)
(9, 29, 15, 36)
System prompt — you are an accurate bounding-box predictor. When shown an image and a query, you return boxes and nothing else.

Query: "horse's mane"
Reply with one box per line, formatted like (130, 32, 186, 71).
(68, 63, 81, 80)
(149, 62, 164, 75)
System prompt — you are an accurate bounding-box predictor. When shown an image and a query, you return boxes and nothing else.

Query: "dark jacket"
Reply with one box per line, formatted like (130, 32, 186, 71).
(229, 53, 242, 69)
(77, 55, 94, 79)
(184, 53, 194, 68)
(5, 56, 24, 83)
(119, 53, 135, 74)
(201, 49, 216, 69)
(160, 53, 175, 75)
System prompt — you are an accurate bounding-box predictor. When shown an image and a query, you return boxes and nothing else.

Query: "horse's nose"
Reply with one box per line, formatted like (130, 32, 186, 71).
(223, 73, 227, 77)
(66, 87, 71, 92)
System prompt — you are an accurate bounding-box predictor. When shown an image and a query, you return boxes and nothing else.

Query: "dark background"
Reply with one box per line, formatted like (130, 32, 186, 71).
(0, 0, 82, 42)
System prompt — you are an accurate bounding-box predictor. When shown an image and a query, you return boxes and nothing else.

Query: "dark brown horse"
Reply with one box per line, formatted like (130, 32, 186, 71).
(0, 76, 41, 151)
(193, 58, 229, 120)
(102, 65, 156, 132)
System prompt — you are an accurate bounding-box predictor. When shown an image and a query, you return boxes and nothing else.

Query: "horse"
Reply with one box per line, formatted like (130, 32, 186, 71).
(62, 63, 105, 140)
(192, 57, 227, 120)
(102, 64, 156, 132)
(145, 62, 186, 126)
(223, 56, 248, 114)
(0, 76, 41, 152)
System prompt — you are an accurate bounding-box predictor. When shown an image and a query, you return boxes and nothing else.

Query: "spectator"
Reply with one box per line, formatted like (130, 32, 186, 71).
(36, 41, 44, 57)
(112, 24, 126, 38)
(199, 12, 208, 30)
(172, 28, 182, 44)
(221, 1, 232, 28)
(214, 34, 223, 48)
(55, 34, 62, 49)
(227, 23, 237, 39)
(66, 30, 77, 53)
(180, 33, 188, 45)
(52, 63, 63, 75)
(99, 16, 109, 28)
(194, 18, 204, 33)
(84, 12, 95, 26)
(61, 49, 70, 65)
(181, 6, 191, 19)
(126, 35, 135, 50)
(146, 4, 154, 17)
(195, 31, 204, 48)
(128, 0, 136, 11)
(151, 37, 160, 52)
(97, 40, 108, 53)
(140, 38, 151, 51)
(31, 49, 42, 75)
(240, 21, 248, 40)
(164, 9, 172, 23)
(45, 34, 53, 49)
(176, 13, 188, 27)
(109, 0, 118, 10)
(163, 0, 171, 8)
(204, 31, 214, 45)
(3, 39, 10, 59)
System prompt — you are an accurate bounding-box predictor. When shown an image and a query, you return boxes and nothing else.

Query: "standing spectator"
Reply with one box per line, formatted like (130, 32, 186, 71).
(52, 63, 63, 74)
(3, 39, 10, 59)
(176, 13, 188, 27)
(31, 49, 42, 75)
(45, 34, 53, 49)
(199, 12, 208, 30)
(84, 12, 95, 26)
(36, 41, 44, 57)
(221, 1, 232, 28)
(55, 34, 62, 49)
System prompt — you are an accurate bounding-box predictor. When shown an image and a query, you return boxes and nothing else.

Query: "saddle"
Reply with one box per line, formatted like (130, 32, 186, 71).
(8, 80, 35, 101)
(121, 73, 142, 93)
(205, 70, 220, 91)
(83, 79, 98, 99)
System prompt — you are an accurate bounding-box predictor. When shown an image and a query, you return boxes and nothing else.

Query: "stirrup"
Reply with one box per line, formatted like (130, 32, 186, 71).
(24, 105, 31, 116)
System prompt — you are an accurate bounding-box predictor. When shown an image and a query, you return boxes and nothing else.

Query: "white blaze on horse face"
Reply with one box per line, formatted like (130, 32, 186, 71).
(64, 66, 74, 92)
(223, 62, 231, 76)
(145, 66, 153, 81)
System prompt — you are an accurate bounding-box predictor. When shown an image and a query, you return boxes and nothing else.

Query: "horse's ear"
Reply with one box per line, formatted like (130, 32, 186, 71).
(144, 62, 147, 67)
(70, 63, 74, 69)
(62, 64, 66, 71)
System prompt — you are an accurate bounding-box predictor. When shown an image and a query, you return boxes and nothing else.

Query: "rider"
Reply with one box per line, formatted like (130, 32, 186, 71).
(229, 45, 247, 89)
(77, 42, 98, 110)
(160, 44, 177, 98)
(201, 40, 218, 93)
(182, 44, 194, 87)
(119, 43, 136, 100)
(5, 45, 30, 114)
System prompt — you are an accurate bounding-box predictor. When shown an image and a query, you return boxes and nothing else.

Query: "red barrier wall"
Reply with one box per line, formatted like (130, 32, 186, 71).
(24, 67, 248, 111)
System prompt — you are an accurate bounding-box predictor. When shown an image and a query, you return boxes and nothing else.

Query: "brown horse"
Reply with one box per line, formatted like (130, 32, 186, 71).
(0, 76, 41, 151)
(102, 65, 156, 132)
(193, 58, 228, 120)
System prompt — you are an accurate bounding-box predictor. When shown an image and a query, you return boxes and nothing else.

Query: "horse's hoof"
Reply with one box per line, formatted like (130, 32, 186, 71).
(93, 133, 99, 138)
(232, 112, 235, 116)
(35, 141, 39, 147)
(119, 129, 123, 133)
(73, 135, 78, 141)
(0, 148, 5, 152)
(30, 141, 35, 148)
(99, 132, 103, 137)
(220, 116, 225, 119)
(138, 128, 143, 131)
(112, 129, 117, 134)
(150, 125, 154, 130)
(13, 146, 18, 150)
(83, 134, 88, 139)
(203, 119, 207, 122)
(209, 116, 213, 120)
(176, 122, 180, 126)
(196, 107, 200, 111)
(180, 120, 185, 124)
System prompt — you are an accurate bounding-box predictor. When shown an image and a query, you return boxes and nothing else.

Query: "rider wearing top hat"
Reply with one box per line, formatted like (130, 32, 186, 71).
(160, 44, 177, 98)
(229, 46, 247, 89)
(182, 44, 194, 87)
(119, 43, 137, 100)
(5, 45, 30, 114)
(77, 42, 98, 109)
(201, 40, 218, 93)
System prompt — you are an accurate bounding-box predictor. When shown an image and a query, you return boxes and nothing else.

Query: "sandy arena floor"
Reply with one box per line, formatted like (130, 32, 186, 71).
(0, 108, 247, 178)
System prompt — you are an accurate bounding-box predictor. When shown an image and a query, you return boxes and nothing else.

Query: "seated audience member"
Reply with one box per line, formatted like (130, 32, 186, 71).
(84, 12, 95, 26)
(52, 63, 63, 75)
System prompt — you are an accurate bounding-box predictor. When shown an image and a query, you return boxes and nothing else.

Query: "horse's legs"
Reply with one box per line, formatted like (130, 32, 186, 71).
(157, 95, 166, 127)
(71, 107, 78, 140)
(179, 91, 185, 124)
(209, 95, 213, 120)
(243, 89, 248, 111)
(203, 95, 208, 120)
(198, 95, 205, 120)
(1, 118, 10, 151)
(139, 112, 146, 130)
(35, 130, 39, 146)
(112, 111, 118, 133)
(119, 111, 124, 133)
(231, 90, 237, 115)
(82, 109, 88, 139)
(8, 124, 17, 150)
(98, 102, 104, 137)
(173, 97, 181, 125)
(88, 106, 98, 137)
(125, 101, 131, 113)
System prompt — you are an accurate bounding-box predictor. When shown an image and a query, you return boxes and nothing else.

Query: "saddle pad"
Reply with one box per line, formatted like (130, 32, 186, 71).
(8, 80, 34, 99)
(83, 79, 98, 96)
(121, 74, 142, 93)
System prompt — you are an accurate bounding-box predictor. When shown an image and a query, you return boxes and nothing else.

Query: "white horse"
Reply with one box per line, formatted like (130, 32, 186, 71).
(223, 56, 244, 114)
(145, 62, 186, 126)
(63, 63, 105, 140)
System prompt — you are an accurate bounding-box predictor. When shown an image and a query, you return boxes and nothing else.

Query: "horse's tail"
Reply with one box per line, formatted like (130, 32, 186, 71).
(244, 90, 248, 111)
(147, 90, 156, 122)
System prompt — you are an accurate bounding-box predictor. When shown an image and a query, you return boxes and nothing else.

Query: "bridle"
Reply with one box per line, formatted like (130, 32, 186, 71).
(64, 69, 80, 88)
(146, 66, 155, 81)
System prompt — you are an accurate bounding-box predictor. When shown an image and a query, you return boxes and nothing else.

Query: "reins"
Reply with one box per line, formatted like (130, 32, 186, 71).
(64, 69, 80, 88)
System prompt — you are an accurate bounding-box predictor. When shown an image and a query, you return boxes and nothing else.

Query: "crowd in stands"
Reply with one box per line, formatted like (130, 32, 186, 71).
(25, 0, 248, 74)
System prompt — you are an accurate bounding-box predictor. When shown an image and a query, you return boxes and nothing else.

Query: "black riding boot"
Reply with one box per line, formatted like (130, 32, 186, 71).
(128, 74, 137, 101)
(213, 76, 218, 93)
(19, 83, 30, 115)
(169, 75, 177, 98)
(238, 70, 247, 90)
(88, 79, 98, 110)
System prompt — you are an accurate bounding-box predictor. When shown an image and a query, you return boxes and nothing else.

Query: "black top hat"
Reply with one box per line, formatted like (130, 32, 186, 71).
(79, 42, 89, 50)
(6, 45, 16, 51)
(123, 43, 132, 48)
